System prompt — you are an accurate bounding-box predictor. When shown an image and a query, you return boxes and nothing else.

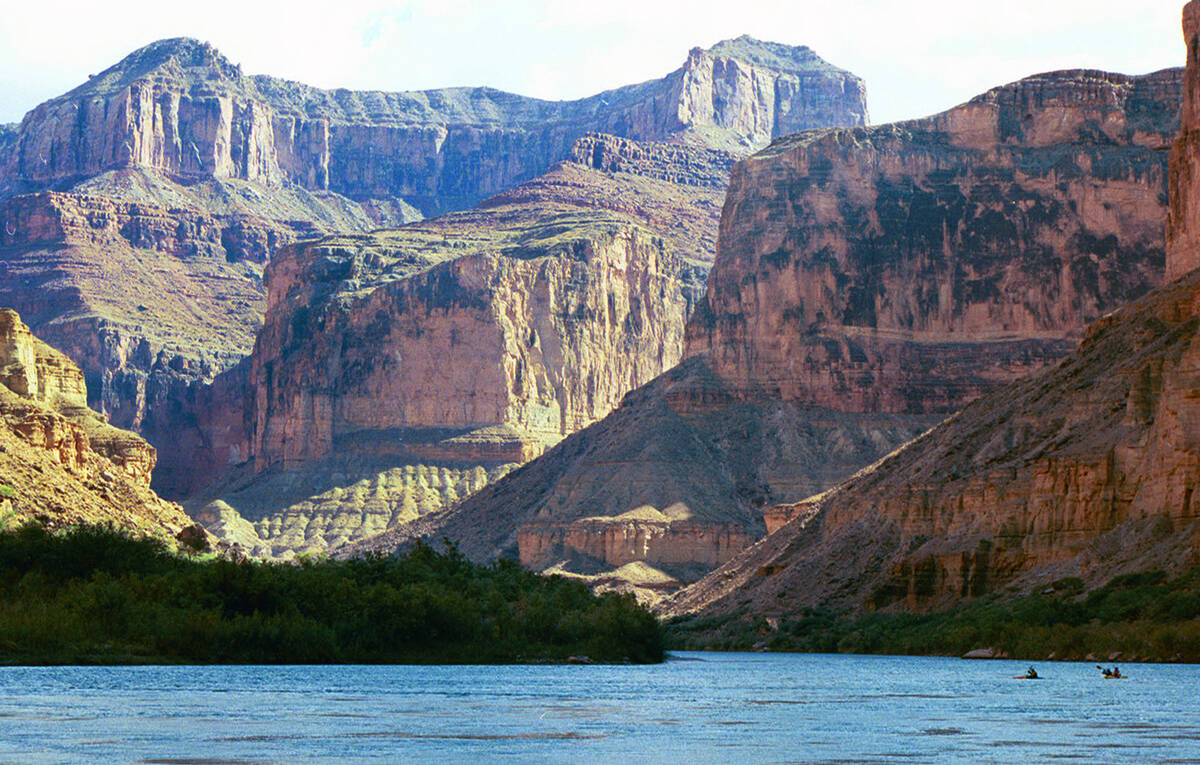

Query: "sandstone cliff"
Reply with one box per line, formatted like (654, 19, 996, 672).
(2, 36, 866, 215)
(690, 68, 1181, 412)
(666, 12, 1200, 619)
(190, 200, 707, 555)
(178, 130, 745, 555)
(1169, 1, 1200, 278)
(665, 268, 1200, 618)
(0, 309, 198, 542)
(357, 68, 1182, 590)
(0, 35, 866, 494)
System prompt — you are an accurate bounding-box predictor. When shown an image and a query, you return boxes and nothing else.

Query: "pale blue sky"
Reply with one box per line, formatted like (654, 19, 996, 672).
(0, 0, 1187, 127)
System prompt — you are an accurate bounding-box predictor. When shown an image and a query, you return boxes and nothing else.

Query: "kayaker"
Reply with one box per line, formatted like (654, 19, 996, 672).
(1025, 667, 1038, 679)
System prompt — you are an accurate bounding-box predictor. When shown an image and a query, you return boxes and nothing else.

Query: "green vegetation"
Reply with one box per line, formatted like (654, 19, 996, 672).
(667, 570, 1200, 662)
(0, 524, 663, 665)
(0, 484, 15, 499)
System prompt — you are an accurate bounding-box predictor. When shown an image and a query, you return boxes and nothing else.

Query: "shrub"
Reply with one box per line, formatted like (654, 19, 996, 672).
(0, 523, 664, 665)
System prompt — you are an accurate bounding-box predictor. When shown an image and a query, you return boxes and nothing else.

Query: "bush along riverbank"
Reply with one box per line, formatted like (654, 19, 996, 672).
(666, 570, 1200, 662)
(0, 524, 664, 665)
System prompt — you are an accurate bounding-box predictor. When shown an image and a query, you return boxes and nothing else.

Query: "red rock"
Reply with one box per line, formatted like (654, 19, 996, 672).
(666, 10, 1200, 619)
(1168, 1, 1200, 278)
(367, 67, 1183, 582)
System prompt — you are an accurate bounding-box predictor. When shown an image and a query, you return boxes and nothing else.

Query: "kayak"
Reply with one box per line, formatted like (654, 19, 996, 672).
(1012, 675, 1042, 680)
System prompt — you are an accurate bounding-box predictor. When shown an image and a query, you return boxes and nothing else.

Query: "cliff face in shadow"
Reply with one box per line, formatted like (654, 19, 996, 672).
(665, 268, 1200, 618)
(690, 68, 1181, 413)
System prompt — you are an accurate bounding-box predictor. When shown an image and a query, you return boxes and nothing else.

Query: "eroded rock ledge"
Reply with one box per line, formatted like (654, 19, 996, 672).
(0, 308, 197, 542)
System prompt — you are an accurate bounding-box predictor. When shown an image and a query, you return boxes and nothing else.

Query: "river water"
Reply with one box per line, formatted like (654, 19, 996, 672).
(0, 652, 1197, 763)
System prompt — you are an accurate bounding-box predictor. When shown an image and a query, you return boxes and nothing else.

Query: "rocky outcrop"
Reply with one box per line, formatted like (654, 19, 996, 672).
(763, 495, 823, 535)
(0, 308, 89, 407)
(0, 34, 865, 501)
(519, 509, 755, 571)
(1168, 1, 1200, 278)
(192, 460, 518, 558)
(666, 14, 1200, 620)
(0, 309, 197, 542)
(180, 128, 748, 552)
(665, 268, 1200, 618)
(2, 36, 866, 215)
(358, 68, 1183, 590)
(690, 68, 1181, 412)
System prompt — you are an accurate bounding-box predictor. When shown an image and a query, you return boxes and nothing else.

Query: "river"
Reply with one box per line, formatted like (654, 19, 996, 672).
(0, 652, 1197, 763)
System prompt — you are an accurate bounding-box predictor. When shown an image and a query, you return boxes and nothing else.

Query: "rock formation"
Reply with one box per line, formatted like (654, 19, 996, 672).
(666, 7, 1200, 620)
(1169, 1, 1200, 278)
(1, 36, 866, 213)
(690, 68, 1180, 412)
(0, 35, 866, 494)
(357, 66, 1183, 593)
(0, 172, 415, 458)
(0, 308, 198, 543)
(665, 267, 1200, 618)
(173, 33, 868, 556)
(348, 356, 937, 566)
(186, 158, 719, 555)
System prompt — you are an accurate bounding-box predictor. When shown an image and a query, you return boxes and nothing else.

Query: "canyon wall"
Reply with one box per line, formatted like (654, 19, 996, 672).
(252, 218, 695, 471)
(177, 129, 744, 556)
(0, 171, 415, 447)
(0, 34, 865, 484)
(191, 201, 707, 556)
(689, 68, 1181, 412)
(667, 14, 1200, 619)
(2, 36, 866, 215)
(1169, 1, 1200, 278)
(666, 268, 1200, 618)
(359, 68, 1183, 587)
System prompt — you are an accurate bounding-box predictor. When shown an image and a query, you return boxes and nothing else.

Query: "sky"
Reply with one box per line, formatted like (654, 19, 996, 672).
(0, 0, 1188, 126)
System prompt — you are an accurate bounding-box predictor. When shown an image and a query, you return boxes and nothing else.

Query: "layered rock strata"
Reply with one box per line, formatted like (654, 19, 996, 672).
(667, 11, 1200, 619)
(1, 36, 866, 213)
(359, 68, 1183, 589)
(0, 309, 198, 542)
(348, 357, 938, 564)
(0, 34, 865, 494)
(180, 127, 747, 554)
(665, 268, 1200, 618)
(1168, 1, 1200, 277)
(190, 201, 704, 555)
(0, 170, 416, 450)
(690, 68, 1182, 411)
(518, 509, 756, 571)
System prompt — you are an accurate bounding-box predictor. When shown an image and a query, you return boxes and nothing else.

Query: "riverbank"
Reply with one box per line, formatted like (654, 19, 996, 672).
(665, 569, 1200, 662)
